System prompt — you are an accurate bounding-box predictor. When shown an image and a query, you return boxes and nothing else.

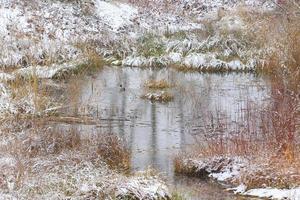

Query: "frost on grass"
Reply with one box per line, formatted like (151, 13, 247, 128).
(122, 56, 169, 68)
(0, 152, 170, 199)
(0, 0, 271, 71)
(0, 82, 39, 115)
(121, 12, 261, 71)
(14, 60, 87, 80)
(0, 0, 136, 68)
(175, 156, 247, 182)
(0, 123, 171, 200)
(0, 83, 13, 114)
(175, 155, 300, 199)
(242, 187, 300, 200)
(116, 174, 170, 200)
(95, 0, 138, 32)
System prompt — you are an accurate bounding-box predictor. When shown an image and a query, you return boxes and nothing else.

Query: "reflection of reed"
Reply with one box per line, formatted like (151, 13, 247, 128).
(118, 70, 128, 137)
(150, 92, 158, 167)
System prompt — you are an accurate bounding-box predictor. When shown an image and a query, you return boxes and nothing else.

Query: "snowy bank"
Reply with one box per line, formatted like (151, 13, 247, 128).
(116, 174, 170, 199)
(175, 156, 300, 200)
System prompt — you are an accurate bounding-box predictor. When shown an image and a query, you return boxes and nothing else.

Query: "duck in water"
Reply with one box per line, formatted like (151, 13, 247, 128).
(119, 84, 125, 92)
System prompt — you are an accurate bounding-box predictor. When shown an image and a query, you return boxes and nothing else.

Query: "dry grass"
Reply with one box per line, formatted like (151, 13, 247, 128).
(173, 5, 300, 184)
(175, 82, 300, 188)
(144, 79, 171, 90)
(97, 134, 131, 172)
(0, 117, 132, 197)
(142, 78, 174, 103)
(235, 1, 300, 73)
(7, 73, 51, 114)
(74, 42, 106, 75)
(174, 156, 204, 177)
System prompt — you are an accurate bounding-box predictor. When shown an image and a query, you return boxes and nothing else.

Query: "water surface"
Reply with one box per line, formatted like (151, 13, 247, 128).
(56, 66, 271, 199)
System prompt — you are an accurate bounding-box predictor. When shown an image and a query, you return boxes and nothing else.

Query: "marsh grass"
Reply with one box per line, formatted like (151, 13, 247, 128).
(171, 192, 186, 200)
(175, 82, 300, 189)
(164, 29, 187, 40)
(73, 42, 106, 75)
(0, 116, 133, 197)
(137, 33, 166, 58)
(144, 79, 171, 90)
(97, 134, 131, 172)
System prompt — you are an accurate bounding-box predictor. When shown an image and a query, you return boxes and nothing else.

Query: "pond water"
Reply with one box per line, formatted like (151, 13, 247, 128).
(55, 66, 271, 199)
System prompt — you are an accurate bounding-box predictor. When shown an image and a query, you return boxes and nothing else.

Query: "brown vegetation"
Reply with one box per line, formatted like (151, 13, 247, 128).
(97, 134, 131, 172)
(144, 79, 171, 90)
(175, 1, 300, 189)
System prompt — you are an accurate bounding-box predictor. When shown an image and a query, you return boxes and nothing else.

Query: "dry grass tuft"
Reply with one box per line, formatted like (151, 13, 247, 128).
(144, 79, 171, 90)
(74, 42, 106, 74)
(97, 134, 131, 172)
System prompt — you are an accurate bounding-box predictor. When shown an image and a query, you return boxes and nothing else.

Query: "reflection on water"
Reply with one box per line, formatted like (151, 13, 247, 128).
(58, 67, 271, 199)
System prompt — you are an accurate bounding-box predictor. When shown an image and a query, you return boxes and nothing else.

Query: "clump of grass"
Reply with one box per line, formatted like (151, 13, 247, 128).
(74, 42, 106, 74)
(174, 156, 198, 177)
(137, 33, 166, 57)
(236, 2, 300, 74)
(7, 72, 52, 114)
(171, 191, 186, 200)
(144, 79, 171, 90)
(97, 134, 131, 172)
(164, 29, 187, 40)
(141, 91, 174, 103)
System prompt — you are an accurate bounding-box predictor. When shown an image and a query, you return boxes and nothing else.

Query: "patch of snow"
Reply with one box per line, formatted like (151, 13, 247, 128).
(122, 56, 147, 67)
(0, 73, 14, 82)
(183, 53, 226, 69)
(228, 184, 247, 194)
(0, 156, 16, 168)
(15, 60, 85, 79)
(183, 53, 207, 68)
(243, 187, 300, 200)
(168, 52, 182, 63)
(0, 83, 13, 113)
(95, 0, 138, 31)
(181, 156, 247, 182)
(122, 56, 168, 68)
(227, 60, 245, 70)
(165, 22, 205, 33)
(142, 91, 173, 102)
(116, 175, 170, 200)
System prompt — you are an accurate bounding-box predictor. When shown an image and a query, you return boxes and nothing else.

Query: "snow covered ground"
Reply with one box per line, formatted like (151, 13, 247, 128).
(0, 120, 171, 199)
(0, 0, 275, 69)
(177, 156, 300, 200)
